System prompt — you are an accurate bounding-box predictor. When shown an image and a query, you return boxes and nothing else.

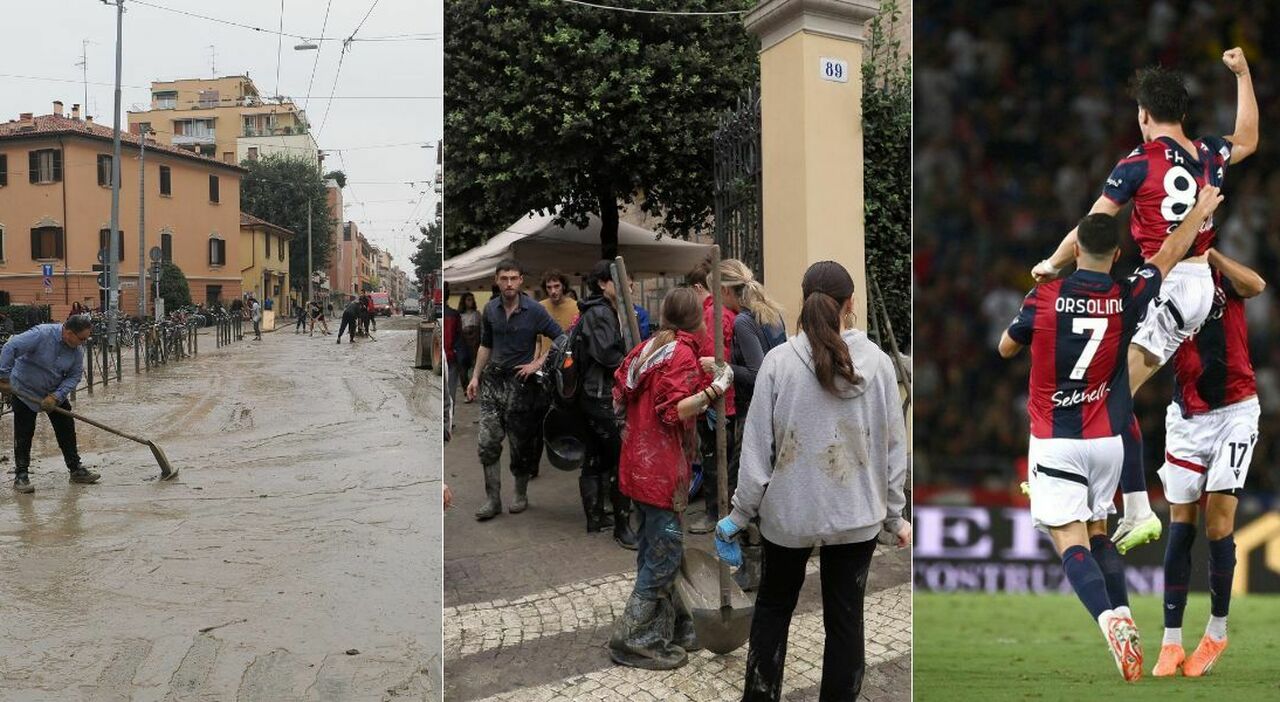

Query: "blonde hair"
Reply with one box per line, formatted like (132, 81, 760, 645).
(719, 259, 785, 329)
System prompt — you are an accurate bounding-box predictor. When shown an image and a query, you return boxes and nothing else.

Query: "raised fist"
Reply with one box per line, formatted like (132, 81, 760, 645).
(1222, 48, 1249, 76)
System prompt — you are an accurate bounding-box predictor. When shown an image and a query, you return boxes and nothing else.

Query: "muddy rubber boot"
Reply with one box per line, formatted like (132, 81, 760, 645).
(580, 474, 613, 533)
(509, 474, 529, 514)
(13, 469, 33, 494)
(608, 593, 688, 670)
(672, 593, 702, 652)
(474, 463, 502, 521)
(612, 485, 638, 550)
(68, 467, 101, 484)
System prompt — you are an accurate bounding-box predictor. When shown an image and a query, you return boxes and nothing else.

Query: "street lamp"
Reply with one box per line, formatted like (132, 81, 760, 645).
(294, 41, 319, 51)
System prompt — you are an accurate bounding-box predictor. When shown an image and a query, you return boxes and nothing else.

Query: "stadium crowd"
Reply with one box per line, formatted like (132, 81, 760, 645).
(914, 0, 1280, 501)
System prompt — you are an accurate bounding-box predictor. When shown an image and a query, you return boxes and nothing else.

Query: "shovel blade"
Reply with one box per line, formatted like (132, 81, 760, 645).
(674, 548, 753, 654)
(148, 441, 179, 480)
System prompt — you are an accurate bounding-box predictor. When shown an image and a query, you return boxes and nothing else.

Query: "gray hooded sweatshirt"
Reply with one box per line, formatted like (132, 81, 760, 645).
(728, 329, 907, 548)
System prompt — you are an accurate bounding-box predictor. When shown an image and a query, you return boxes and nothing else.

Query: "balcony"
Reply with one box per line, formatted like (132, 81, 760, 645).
(173, 133, 216, 146)
(242, 125, 308, 138)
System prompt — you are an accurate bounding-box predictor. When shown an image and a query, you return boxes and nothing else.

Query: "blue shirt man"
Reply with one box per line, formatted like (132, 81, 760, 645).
(0, 317, 98, 492)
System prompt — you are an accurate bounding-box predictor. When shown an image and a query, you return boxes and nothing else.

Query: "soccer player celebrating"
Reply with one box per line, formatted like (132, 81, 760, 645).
(1030, 49, 1257, 552)
(1152, 248, 1264, 678)
(1000, 186, 1222, 682)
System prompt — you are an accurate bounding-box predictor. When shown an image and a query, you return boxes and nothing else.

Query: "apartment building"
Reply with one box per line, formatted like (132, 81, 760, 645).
(0, 103, 244, 316)
(128, 76, 321, 167)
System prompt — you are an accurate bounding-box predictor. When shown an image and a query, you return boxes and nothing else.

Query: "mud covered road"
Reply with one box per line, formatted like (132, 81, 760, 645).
(0, 315, 442, 701)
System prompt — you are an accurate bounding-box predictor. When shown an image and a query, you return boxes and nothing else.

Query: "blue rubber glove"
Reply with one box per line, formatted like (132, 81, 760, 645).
(714, 517, 743, 567)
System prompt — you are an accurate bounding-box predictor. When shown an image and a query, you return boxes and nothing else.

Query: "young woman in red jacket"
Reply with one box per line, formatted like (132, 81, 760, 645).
(608, 287, 733, 670)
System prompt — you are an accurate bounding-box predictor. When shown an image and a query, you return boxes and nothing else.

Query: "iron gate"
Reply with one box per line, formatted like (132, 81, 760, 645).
(713, 87, 764, 281)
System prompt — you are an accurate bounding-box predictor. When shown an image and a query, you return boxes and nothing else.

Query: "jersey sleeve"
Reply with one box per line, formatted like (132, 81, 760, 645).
(1121, 263, 1163, 326)
(1201, 135, 1233, 184)
(1101, 152, 1148, 205)
(1005, 288, 1039, 345)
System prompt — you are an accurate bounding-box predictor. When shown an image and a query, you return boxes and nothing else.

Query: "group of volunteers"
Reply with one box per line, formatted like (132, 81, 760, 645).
(1005, 49, 1257, 682)
(449, 254, 910, 700)
(292, 295, 379, 344)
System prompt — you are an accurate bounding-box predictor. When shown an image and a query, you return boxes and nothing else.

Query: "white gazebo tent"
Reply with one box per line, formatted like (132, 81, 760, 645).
(443, 211, 713, 291)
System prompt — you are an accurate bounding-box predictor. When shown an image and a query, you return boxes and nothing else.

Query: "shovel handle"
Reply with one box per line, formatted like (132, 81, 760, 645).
(11, 391, 151, 446)
(710, 245, 734, 611)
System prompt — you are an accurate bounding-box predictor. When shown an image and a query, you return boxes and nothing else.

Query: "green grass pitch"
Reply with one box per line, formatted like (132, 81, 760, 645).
(914, 592, 1280, 700)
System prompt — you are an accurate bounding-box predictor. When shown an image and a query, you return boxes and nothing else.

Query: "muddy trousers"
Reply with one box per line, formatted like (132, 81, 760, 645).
(609, 504, 691, 670)
(337, 312, 357, 342)
(580, 403, 628, 533)
(476, 369, 545, 479)
(743, 537, 877, 702)
(697, 414, 738, 520)
(11, 398, 81, 476)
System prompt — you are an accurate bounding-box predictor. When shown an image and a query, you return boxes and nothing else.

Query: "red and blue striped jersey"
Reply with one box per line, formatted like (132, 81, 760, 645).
(1171, 273, 1256, 417)
(1008, 264, 1163, 439)
(1102, 136, 1231, 259)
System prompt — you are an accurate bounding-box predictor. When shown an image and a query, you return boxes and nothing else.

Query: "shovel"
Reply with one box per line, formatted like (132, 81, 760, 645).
(13, 391, 178, 480)
(673, 244, 753, 654)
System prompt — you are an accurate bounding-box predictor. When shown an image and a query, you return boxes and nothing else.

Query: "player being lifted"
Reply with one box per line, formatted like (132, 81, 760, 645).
(1001, 186, 1222, 682)
(1152, 248, 1264, 678)
(1030, 48, 1257, 553)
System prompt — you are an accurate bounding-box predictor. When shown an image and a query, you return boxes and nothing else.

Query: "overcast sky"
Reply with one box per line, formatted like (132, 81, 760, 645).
(1, 0, 442, 272)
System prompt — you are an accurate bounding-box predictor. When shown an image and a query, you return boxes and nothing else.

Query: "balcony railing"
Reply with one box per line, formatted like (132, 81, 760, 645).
(173, 133, 216, 146)
(242, 126, 309, 138)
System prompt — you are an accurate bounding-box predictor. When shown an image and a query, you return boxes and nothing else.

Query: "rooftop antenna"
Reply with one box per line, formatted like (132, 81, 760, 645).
(76, 39, 91, 119)
(207, 45, 217, 77)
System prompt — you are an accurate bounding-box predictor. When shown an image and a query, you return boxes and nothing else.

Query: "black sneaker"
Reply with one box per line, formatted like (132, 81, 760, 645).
(69, 468, 101, 484)
(13, 475, 33, 493)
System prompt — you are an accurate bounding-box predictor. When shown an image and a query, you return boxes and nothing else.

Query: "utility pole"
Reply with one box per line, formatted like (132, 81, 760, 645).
(307, 207, 313, 306)
(105, 0, 124, 344)
(138, 129, 149, 318)
(77, 40, 90, 119)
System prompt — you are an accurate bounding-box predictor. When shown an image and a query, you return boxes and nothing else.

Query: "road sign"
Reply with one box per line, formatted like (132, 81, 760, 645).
(42, 277, 52, 294)
(98, 248, 109, 264)
(149, 246, 163, 263)
(97, 273, 108, 289)
(120, 280, 137, 289)
(41, 264, 54, 277)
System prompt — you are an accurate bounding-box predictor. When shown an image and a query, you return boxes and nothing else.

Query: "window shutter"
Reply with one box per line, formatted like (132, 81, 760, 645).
(160, 166, 171, 195)
(162, 233, 172, 262)
(30, 228, 39, 259)
(219, 239, 227, 264)
(209, 175, 219, 202)
(29, 151, 38, 183)
(56, 228, 64, 259)
(52, 150, 63, 182)
(0, 154, 8, 186)
(118, 230, 126, 261)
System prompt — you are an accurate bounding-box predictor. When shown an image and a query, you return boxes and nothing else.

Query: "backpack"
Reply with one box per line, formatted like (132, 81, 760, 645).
(542, 318, 587, 406)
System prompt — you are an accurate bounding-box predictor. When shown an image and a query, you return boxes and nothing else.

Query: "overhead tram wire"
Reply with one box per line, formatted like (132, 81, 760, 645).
(127, 0, 436, 42)
(303, 0, 336, 113)
(555, 0, 749, 16)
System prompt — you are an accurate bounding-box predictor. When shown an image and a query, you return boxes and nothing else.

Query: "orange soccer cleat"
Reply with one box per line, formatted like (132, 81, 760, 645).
(1102, 610, 1144, 682)
(1183, 635, 1228, 677)
(1152, 644, 1185, 677)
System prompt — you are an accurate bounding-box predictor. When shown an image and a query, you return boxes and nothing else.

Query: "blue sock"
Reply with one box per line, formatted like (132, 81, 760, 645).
(1062, 545, 1111, 620)
(1090, 534, 1129, 608)
(1163, 522, 1196, 628)
(1208, 534, 1236, 618)
(1120, 414, 1147, 493)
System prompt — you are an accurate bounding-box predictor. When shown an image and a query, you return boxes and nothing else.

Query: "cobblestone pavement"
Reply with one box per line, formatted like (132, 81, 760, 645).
(444, 399, 911, 701)
(0, 316, 442, 700)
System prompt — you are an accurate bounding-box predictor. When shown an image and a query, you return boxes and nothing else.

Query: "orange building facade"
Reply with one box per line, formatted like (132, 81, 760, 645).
(0, 105, 244, 317)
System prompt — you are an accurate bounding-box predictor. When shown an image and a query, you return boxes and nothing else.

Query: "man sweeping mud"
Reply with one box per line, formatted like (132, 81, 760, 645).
(0, 316, 99, 493)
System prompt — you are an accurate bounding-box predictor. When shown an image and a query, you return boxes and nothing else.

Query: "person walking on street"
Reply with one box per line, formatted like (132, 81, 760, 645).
(337, 299, 361, 344)
(0, 316, 100, 493)
(574, 261, 638, 549)
(537, 270, 578, 358)
(464, 259, 562, 520)
(249, 295, 263, 340)
(295, 300, 308, 333)
(608, 287, 728, 669)
(717, 261, 910, 701)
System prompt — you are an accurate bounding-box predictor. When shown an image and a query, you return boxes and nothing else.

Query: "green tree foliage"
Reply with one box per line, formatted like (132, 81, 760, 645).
(240, 154, 336, 293)
(323, 170, 347, 189)
(410, 222, 441, 289)
(863, 0, 911, 350)
(443, 0, 758, 259)
(158, 261, 192, 310)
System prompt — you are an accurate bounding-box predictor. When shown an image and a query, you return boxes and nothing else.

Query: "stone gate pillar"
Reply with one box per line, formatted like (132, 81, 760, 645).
(745, 0, 878, 328)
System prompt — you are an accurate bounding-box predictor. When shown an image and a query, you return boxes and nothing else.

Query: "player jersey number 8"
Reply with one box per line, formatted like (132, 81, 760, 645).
(1161, 166, 1197, 222)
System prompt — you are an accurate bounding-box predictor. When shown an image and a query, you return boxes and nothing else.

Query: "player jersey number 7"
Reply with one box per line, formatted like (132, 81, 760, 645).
(1008, 264, 1163, 440)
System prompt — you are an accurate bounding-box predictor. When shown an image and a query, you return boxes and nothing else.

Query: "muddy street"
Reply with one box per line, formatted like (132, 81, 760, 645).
(0, 315, 442, 701)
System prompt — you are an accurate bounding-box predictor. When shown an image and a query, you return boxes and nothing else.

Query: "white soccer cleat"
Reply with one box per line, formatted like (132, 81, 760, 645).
(1112, 513, 1163, 554)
